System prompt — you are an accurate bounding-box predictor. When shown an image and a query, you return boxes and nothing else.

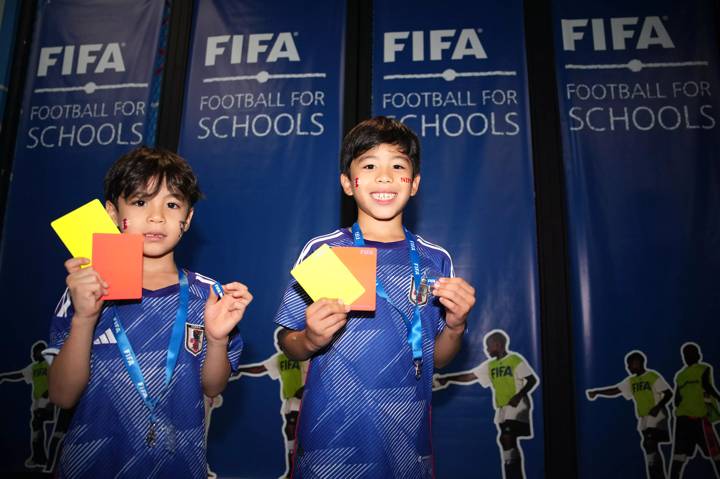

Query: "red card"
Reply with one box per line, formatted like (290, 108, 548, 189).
(92, 233, 143, 300)
(332, 247, 377, 311)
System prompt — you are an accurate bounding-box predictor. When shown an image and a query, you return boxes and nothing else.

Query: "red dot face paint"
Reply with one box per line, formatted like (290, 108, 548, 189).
(401, 177, 412, 183)
(122, 218, 128, 231)
(355, 177, 359, 188)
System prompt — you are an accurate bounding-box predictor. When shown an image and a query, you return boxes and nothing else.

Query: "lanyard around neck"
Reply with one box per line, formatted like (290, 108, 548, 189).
(351, 223, 424, 378)
(112, 269, 189, 423)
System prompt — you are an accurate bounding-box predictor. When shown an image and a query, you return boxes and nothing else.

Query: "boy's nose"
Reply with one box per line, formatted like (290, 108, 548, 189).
(147, 208, 166, 223)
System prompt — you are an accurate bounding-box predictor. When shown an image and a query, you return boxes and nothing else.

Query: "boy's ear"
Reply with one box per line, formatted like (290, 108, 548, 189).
(181, 207, 195, 233)
(340, 174, 354, 197)
(105, 200, 119, 226)
(410, 174, 421, 197)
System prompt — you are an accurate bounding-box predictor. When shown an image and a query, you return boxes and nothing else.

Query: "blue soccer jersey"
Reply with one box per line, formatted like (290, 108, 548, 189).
(44, 271, 243, 479)
(274, 229, 453, 478)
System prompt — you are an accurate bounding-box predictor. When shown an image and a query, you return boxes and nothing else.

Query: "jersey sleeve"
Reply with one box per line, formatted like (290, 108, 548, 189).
(263, 354, 281, 380)
(227, 329, 244, 374)
(653, 374, 671, 394)
(514, 358, 535, 380)
(44, 289, 74, 364)
(21, 365, 33, 384)
(617, 377, 633, 400)
(474, 361, 492, 388)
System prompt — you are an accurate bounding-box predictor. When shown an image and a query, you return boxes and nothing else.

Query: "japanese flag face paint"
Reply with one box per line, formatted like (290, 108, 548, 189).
(122, 218, 128, 231)
(355, 177, 359, 188)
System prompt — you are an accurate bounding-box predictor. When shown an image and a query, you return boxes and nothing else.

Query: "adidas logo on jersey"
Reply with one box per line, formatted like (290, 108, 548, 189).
(93, 328, 117, 345)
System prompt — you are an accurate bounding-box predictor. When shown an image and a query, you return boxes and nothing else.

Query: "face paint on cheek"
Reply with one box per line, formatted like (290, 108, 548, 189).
(355, 177, 359, 188)
(122, 218, 128, 231)
(400, 177, 412, 183)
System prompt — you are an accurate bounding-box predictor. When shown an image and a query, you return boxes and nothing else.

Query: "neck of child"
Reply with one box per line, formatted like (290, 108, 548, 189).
(142, 253, 179, 291)
(356, 212, 405, 242)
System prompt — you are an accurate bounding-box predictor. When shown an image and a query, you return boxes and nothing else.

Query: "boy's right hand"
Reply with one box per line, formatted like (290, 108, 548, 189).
(304, 298, 350, 353)
(65, 257, 108, 326)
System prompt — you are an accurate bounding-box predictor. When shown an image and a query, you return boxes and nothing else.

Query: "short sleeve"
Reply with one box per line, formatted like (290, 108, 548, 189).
(433, 248, 455, 336)
(617, 377, 633, 400)
(263, 354, 281, 380)
(653, 374, 671, 394)
(44, 289, 74, 364)
(21, 365, 33, 383)
(514, 359, 535, 380)
(226, 329, 244, 374)
(274, 281, 312, 331)
(474, 361, 492, 388)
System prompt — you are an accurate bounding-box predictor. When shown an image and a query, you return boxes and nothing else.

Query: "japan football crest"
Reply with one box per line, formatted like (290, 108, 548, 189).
(185, 323, 204, 356)
(409, 276, 431, 306)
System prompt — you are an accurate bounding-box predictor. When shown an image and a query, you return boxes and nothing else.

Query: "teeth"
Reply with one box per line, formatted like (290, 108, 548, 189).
(371, 192, 396, 200)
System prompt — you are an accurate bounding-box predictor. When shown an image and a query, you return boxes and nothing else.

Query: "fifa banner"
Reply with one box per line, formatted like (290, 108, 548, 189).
(177, 0, 345, 476)
(372, 1, 544, 477)
(0, 0, 165, 474)
(0, 0, 20, 132)
(553, 0, 720, 478)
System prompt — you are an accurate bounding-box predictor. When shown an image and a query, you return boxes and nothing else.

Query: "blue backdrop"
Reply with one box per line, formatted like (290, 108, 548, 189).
(553, 0, 720, 477)
(372, 1, 544, 477)
(0, 0, 19, 132)
(176, 0, 346, 476)
(0, 0, 166, 473)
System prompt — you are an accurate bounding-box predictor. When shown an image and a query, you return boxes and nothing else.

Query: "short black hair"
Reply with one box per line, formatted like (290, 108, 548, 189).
(626, 351, 645, 366)
(104, 146, 202, 207)
(340, 116, 420, 177)
(486, 331, 508, 347)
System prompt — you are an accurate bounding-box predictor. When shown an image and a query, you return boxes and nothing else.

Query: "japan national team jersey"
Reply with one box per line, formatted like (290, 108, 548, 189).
(274, 229, 453, 479)
(44, 271, 243, 479)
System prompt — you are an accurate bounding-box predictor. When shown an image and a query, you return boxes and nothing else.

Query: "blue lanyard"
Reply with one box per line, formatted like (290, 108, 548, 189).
(351, 223, 424, 379)
(112, 269, 189, 445)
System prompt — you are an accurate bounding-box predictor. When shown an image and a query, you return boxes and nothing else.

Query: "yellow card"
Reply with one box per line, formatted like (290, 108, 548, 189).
(51, 199, 119, 259)
(291, 244, 365, 304)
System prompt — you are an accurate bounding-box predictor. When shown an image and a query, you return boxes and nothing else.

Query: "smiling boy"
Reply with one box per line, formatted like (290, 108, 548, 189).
(44, 147, 252, 478)
(274, 117, 476, 478)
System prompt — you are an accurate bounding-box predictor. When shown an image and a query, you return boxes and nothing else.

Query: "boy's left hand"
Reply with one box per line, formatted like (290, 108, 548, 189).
(432, 277, 475, 331)
(204, 282, 253, 345)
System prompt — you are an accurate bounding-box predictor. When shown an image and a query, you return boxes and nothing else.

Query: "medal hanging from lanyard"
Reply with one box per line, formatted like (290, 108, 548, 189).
(112, 269, 189, 447)
(352, 223, 424, 379)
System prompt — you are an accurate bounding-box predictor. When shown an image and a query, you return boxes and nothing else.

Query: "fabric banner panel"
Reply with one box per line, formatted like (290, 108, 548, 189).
(0, 0, 19, 132)
(372, 1, 544, 477)
(553, 1, 720, 477)
(177, 0, 345, 476)
(0, 0, 165, 474)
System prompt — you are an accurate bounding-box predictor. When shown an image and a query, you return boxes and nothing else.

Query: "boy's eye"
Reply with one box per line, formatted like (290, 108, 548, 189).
(131, 199, 145, 207)
(393, 164, 406, 170)
(362, 164, 375, 170)
(167, 202, 181, 209)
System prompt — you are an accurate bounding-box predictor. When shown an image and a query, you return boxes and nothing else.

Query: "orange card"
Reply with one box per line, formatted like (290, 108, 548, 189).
(92, 233, 143, 300)
(333, 247, 377, 311)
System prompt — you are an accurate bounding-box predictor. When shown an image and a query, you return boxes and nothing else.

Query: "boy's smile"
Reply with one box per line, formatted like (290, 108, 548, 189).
(341, 143, 420, 231)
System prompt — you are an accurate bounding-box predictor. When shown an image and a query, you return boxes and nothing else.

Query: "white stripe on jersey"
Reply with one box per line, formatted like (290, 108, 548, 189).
(194, 272, 216, 286)
(416, 236, 455, 277)
(295, 230, 344, 267)
(54, 288, 72, 318)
